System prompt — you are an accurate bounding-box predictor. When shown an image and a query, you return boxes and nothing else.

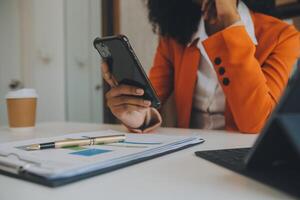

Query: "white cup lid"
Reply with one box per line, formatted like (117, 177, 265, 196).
(5, 88, 38, 99)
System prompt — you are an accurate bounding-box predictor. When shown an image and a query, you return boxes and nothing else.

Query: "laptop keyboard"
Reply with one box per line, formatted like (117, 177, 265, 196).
(195, 148, 300, 198)
(195, 148, 251, 171)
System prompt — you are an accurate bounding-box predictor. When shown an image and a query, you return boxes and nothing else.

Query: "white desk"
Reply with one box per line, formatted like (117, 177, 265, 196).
(0, 122, 295, 200)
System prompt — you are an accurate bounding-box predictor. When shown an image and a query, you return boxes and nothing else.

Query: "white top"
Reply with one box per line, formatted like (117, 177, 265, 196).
(5, 88, 38, 99)
(0, 122, 294, 200)
(191, 2, 258, 129)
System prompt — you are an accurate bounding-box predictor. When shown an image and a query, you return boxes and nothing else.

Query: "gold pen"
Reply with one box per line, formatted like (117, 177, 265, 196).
(25, 134, 126, 151)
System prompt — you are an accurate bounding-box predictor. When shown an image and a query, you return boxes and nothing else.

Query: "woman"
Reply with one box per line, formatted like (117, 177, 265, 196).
(102, 0, 300, 134)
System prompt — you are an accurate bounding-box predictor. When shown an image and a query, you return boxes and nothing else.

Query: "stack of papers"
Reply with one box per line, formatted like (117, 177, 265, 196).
(0, 130, 204, 186)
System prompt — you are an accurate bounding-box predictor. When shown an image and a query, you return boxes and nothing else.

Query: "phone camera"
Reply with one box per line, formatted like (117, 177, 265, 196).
(100, 50, 108, 57)
(98, 43, 111, 58)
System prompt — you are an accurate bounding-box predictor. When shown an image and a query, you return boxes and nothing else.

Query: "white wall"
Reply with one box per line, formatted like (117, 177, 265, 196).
(31, 0, 66, 122)
(65, 0, 103, 123)
(0, 0, 22, 125)
(119, 0, 158, 72)
(0, 0, 66, 123)
(0, 0, 102, 126)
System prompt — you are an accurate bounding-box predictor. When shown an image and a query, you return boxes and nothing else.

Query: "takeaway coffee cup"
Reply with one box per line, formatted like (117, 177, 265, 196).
(5, 89, 38, 131)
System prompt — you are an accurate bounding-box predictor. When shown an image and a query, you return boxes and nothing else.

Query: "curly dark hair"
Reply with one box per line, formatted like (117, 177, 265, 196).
(146, 0, 273, 45)
(146, 0, 202, 45)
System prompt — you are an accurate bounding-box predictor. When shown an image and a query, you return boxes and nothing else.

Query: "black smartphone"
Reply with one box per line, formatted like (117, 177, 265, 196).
(93, 35, 161, 109)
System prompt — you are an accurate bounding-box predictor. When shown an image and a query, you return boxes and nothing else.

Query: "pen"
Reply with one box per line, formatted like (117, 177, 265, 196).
(25, 134, 126, 151)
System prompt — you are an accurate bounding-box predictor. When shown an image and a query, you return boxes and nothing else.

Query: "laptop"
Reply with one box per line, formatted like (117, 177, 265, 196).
(195, 64, 300, 198)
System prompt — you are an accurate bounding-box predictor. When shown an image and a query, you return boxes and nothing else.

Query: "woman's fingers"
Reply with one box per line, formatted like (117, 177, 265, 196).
(202, 0, 217, 23)
(106, 84, 144, 99)
(101, 62, 118, 88)
(105, 84, 150, 114)
(108, 96, 151, 108)
(201, 0, 208, 11)
(207, 2, 218, 24)
(215, 0, 238, 17)
(110, 75, 119, 88)
(214, 0, 239, 26)
(202, 0, 215, 20)
(201, 0, 209, 19)
(111, 104, 148, 116)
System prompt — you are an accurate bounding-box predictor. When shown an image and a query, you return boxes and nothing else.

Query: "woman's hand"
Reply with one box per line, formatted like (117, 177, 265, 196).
(101, 62, 151, 129)
(201, 0, 240, 28)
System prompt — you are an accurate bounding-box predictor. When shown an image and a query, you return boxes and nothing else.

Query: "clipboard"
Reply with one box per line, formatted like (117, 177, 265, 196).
(0, 130, 204, 187)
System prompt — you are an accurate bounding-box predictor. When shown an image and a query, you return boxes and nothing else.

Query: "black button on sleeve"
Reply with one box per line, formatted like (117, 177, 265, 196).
(223, 78, 230, 86)
(218, 67, 225, 75)
(214, 57, 222, 65)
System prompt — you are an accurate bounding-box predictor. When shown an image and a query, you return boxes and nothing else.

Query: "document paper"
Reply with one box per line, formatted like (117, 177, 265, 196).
(0, 130, 204, 180)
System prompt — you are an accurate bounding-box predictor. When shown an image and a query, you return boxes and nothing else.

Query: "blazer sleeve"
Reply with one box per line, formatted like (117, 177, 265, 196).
(203, 25, 300, 134)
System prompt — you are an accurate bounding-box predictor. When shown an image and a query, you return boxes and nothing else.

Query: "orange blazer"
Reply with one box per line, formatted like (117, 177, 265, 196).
(149, 12, 300, 134)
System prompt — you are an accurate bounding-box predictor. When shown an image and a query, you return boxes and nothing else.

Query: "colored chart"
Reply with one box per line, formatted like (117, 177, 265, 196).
(70, 149, 112, 157)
